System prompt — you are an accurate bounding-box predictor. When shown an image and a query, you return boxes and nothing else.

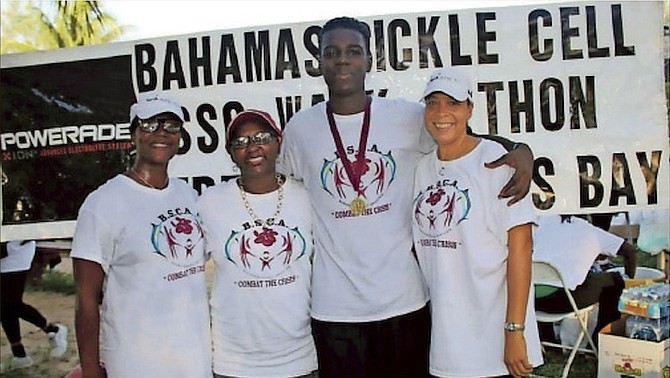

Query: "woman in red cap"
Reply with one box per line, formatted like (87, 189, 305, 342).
(198, 109, 317, 378)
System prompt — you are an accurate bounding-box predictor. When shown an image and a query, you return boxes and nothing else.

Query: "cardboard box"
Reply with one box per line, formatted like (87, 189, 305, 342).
(598, 318, 670, 378)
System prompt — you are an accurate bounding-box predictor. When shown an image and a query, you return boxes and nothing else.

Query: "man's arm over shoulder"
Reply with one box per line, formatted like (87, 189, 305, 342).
(469, 127, 534, 206)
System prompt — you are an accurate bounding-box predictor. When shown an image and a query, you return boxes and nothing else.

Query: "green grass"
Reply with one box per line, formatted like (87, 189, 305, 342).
(629, 248, 659, 269)
(534, 349, 597, 377)
(26, 270, 75, 295)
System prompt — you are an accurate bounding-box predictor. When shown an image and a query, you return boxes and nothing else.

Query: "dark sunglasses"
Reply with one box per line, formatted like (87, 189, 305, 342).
(229, 131, 276, 149)
(138, 118, 183, 134)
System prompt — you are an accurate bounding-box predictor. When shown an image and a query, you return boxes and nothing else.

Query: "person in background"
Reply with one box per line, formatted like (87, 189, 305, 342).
(533, 214, 637, 345)
(278, 16, 535, 378)
(71, 92, 212, 377)
(0, 240, 68, 372)
(412, 67, 543, 378)
(198, 109, 317, 378)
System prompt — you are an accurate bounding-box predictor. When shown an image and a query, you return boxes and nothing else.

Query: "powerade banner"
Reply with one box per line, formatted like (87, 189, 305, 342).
(1, 1, 668, 241)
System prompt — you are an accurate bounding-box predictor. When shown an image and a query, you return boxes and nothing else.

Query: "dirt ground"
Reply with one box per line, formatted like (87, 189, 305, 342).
(0, 290, 79, 378)
(1, 255, 79, 378)
(0, 255, 216, 378)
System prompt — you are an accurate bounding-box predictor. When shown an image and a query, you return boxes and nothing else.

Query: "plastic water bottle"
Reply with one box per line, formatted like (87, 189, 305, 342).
(626, 315, 670, 341)
(619, 283, 670, 319)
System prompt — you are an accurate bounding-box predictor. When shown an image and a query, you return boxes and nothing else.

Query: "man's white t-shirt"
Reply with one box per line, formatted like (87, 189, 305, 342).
(71, 175, 212, 377)
(533, 214, 625, 289)
(279, 97, 433, 322)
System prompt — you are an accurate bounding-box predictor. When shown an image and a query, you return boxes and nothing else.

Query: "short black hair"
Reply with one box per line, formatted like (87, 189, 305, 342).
(320, 16, 371, 56)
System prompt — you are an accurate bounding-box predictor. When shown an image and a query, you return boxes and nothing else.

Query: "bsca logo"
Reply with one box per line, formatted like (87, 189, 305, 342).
(320, 149, 395, 209)
(413, 181, 470, 237)
(225, 224, 307, 279)
(151, 210, 205, 267)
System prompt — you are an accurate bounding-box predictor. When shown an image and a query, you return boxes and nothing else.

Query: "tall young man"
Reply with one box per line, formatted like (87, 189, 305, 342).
(278, 17, 534, 377)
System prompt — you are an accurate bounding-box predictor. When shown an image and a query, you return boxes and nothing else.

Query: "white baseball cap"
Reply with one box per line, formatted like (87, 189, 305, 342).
(129, 91, 185, 122)
(421, 67, 473, 102)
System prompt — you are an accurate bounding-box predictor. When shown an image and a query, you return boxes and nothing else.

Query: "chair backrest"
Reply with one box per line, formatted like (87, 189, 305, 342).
(532, 260, 565, 288)
(531, 259, 598, 374)
(532, 260, 586, 318)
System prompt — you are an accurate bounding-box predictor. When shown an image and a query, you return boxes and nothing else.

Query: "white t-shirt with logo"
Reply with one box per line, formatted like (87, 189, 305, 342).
(198, 178, 316, 378)
(412, 140, 543, 377)
(71, 175, 212, 377)
(279, 97, 433, 322)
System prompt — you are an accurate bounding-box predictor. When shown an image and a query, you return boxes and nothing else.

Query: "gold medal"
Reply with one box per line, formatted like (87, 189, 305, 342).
(350, 197, 366, 216)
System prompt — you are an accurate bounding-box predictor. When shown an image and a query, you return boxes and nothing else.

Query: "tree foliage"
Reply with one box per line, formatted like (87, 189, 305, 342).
(1, 0, 122, 54)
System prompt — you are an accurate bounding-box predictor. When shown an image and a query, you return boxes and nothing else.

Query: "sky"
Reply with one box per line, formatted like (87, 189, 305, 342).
(102, 0, 565, 41)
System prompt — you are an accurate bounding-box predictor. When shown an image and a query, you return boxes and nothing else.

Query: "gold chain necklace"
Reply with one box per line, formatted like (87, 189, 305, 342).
(131, 167, 168, 190)
(238, 174, 284, 225)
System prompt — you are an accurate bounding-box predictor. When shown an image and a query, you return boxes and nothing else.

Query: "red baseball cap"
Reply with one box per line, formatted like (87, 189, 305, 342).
(226, 109, 283, 147)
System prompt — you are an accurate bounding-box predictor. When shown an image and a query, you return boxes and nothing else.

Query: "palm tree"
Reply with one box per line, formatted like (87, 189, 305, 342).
(1, 0, 122, 54)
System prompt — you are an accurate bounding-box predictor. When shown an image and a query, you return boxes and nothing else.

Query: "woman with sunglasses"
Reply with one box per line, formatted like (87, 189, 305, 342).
(71, 92, 212, 378)
(197, 110, 317, 378)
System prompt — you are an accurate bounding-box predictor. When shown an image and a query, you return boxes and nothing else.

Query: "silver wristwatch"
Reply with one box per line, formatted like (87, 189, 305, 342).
(504, 322, 525, 332)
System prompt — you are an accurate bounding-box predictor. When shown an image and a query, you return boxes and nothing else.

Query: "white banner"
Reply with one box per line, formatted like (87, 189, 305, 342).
(1, 1, 668, 241)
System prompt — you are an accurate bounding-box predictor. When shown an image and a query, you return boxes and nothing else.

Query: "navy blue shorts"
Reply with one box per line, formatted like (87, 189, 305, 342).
(312, 304, 430, 378)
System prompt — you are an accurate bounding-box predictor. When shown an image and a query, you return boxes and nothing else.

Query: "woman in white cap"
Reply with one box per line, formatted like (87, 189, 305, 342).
(197, 109, 316, 378)
(71, 92, 212, 377)
(410, 68, 543, 378)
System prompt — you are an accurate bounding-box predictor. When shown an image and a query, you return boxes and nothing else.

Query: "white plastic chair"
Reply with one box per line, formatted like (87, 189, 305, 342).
(532, 261, 598, 378)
